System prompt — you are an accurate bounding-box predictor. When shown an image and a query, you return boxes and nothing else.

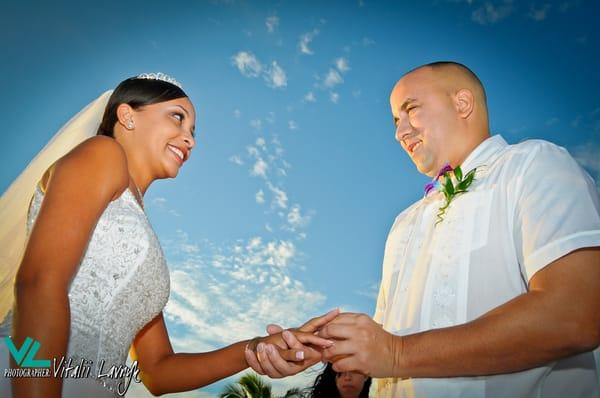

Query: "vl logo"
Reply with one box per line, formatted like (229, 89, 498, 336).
(4, 336, 50, 368)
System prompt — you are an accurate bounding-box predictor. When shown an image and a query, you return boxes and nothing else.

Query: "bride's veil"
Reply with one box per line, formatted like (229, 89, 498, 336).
(0, 90, 113, 333)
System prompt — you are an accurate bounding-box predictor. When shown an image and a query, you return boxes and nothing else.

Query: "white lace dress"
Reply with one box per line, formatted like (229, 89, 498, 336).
(0, 185, 171, 397)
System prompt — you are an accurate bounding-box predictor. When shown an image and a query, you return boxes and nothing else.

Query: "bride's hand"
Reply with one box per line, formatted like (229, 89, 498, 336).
(244, 309, 339, 378)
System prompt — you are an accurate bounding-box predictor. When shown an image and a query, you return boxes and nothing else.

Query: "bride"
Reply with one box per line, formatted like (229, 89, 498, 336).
(0, 74, 336, 397)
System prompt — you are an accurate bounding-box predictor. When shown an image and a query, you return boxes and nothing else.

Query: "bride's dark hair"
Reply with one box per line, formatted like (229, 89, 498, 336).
(97, 77, 187, 137)
(306, 363, 371, 398)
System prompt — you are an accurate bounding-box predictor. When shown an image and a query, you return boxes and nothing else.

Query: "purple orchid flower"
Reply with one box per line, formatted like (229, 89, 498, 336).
(424, 163, 453, 196)
(436, 163, 454, 179)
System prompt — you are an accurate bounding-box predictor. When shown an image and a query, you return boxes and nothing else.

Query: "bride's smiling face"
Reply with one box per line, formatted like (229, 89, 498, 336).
(128, 97, 196, 179)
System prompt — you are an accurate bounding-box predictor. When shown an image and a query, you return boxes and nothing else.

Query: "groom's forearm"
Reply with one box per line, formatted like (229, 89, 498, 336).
(394, 250, 600, 378)
(142, 340, 249, 395)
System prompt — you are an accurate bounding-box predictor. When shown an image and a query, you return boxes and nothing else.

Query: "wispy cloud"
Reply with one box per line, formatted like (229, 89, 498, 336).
(256, 189, 265, 204)
(356, 281, 381, 300)
(330, 91, 339, 104)
(229, 155, 244, 165)
(232, 51, 287, 90)
(265, 15, 279, 33)
(335, 57, 350, 73)
(324, 68, 343, 88)
(250, 119, 263, 130)
(267, 181, 288, 209)
(251, 157, 268, 178)
(361, 37, 375, 46)
(304, 92, 316, 102)
(231, 51, 262, 77)
(233, 109, 241, 118)
(299, 29, 319, 55)
(288, 120, 299, 130)
(471, 1, 514, 25)
(528, 3, 551, 21)
(163, 235, 326, 347)
(285, 204, 313, 232)
(264, 61, 287, 88)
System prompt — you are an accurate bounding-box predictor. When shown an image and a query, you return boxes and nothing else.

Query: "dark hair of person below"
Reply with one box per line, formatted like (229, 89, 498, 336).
(305, 362, 372, 398)
(97, 77, 188, 137)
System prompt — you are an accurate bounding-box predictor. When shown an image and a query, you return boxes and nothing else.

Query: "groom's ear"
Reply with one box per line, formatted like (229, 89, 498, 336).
(454, 88, 475, 119)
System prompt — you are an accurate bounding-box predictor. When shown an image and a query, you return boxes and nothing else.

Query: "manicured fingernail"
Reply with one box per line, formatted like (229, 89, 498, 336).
(296, 351, 305, 360)
(257, 343, 264, 352)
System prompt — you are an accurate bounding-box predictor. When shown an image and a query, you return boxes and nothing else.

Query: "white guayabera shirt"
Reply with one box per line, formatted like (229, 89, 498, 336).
(373, 135, 600, 398)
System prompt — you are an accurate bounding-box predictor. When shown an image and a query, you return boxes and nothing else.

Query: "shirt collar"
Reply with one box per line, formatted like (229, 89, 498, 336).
(460, 134, 508, 174)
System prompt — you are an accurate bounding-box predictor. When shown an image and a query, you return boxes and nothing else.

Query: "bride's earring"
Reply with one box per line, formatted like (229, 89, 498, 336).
(127, 120, 134, 130)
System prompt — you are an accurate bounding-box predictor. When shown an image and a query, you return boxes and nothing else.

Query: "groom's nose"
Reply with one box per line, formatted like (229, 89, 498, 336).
(395, 114, 413, 143)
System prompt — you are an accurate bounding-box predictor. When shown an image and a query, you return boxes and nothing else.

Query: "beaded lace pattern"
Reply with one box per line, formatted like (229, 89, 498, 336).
(26, 185, 170, 396)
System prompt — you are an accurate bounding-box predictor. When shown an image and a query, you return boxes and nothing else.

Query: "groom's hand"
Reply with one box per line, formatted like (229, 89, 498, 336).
(318, 312, 398, 378)
(245, 309, 339, 378)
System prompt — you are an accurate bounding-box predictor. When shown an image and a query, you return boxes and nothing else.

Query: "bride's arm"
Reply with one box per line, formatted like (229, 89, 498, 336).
(11, 136, 129, 398)
(130, 310, 338, 395)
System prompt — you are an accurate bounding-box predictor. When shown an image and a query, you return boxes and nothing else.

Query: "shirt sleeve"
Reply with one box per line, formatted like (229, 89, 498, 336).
(513, 141, 600, 282)
(373, 278, 386, 324)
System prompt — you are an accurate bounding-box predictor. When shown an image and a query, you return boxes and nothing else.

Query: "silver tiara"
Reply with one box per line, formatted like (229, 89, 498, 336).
(136, 72, 183, 89)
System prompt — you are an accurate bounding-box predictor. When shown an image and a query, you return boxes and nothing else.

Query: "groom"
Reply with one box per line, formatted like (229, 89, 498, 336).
(246, 62, 600, 397)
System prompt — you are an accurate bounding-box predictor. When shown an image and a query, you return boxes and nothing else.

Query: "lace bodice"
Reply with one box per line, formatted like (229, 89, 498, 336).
(26, 185, 170, 396)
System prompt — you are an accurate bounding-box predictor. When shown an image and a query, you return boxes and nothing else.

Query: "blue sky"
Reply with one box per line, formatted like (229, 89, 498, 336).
(1, 0, 599, 396)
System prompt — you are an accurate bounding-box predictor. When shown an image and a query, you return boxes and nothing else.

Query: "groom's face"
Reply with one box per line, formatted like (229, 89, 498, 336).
(390, 68, 458, 177)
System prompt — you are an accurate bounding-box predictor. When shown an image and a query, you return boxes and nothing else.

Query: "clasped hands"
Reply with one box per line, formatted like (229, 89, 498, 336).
(244, 310, 400, 378)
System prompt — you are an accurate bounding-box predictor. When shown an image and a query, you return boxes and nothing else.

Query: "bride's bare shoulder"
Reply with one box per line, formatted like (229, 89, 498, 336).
(41, 136, 129, 198)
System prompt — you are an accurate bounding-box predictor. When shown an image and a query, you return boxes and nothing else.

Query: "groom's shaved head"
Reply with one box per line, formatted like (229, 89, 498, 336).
(401, 61, 488, 109)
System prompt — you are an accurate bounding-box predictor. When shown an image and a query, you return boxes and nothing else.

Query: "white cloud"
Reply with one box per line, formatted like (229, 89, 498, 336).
(252, 158, 268, 178)
(231, 51, 262, 77)
(335, 57, 350, 73)
(286, 204, 312, 230)
(229, 155, 244, 166)
(250, 119, 263, 130)
(529, 3, 551, 21)
(356, 281, 381, 300)
(288, 120, 299, 130)
(231, 52, 287, 90)
(361, 37, 375, 46)
(265, 15, 279, 33)
(264, 61, 287, 88)
(256, 189, 265, 204)
(267, 182, 288, 209)
(324, 68, 343, 88)
(304, 92, 316, 102)
(472, 1, 514, 25)
(233, 109, 241, 118)
(330, 91, 340, 104)
(256, 137, 266, 149)
(151, 197, 167, 207)
(299, 29, 319, 55)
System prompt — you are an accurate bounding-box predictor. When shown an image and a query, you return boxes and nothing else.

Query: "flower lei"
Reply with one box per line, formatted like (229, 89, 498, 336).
(424, 163, 477, 226)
